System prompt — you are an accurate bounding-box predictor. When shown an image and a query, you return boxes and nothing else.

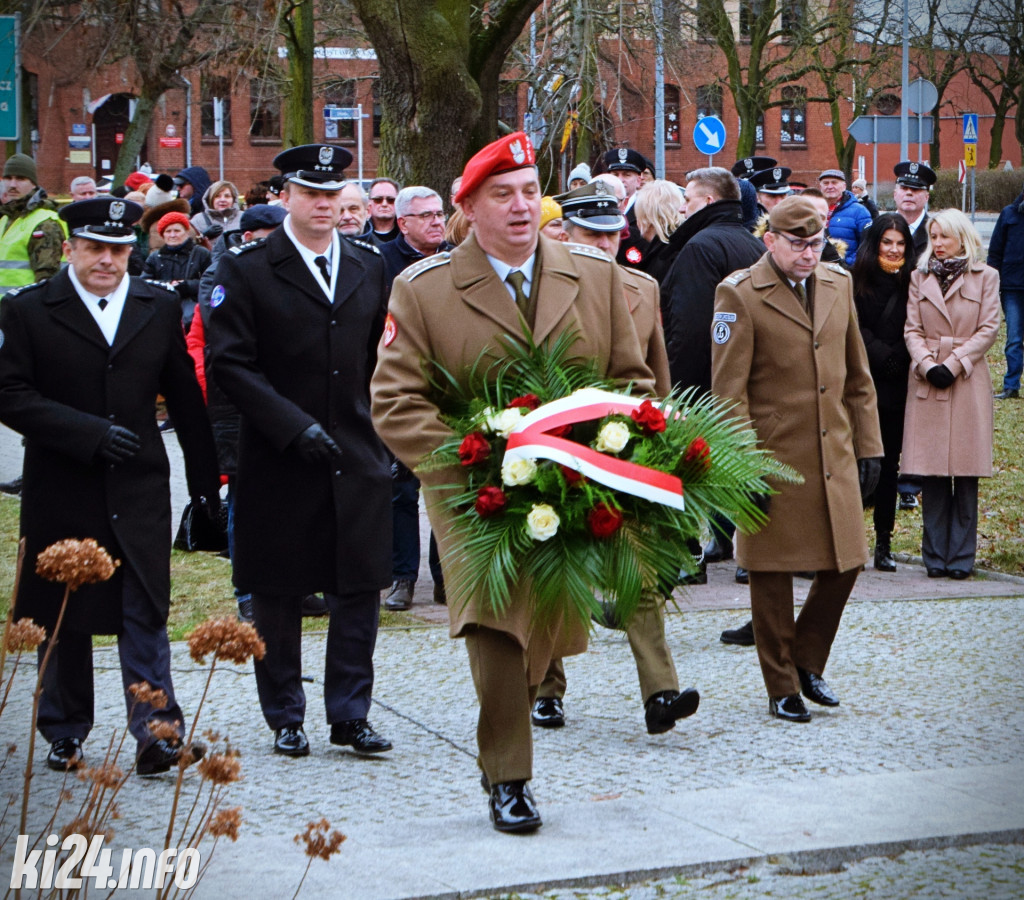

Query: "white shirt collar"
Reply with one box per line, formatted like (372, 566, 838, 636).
(283, 215, 339, 299)
(908, 210, 928, 234)
(486, 252, 537, 301)
(68, 267, 130, 346)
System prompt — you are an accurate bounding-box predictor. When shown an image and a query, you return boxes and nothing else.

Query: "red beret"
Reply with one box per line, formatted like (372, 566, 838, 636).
(156, 211, 192, 235)
(124, 171, 153, 191)
(455, 132, 536, 205)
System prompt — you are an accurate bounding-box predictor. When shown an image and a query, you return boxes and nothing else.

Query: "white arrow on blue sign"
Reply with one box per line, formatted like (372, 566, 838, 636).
(962, 113, 978, 144)
(693, 116, 726, 156)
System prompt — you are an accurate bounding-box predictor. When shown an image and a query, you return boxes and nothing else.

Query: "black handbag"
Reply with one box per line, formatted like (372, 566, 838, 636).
(173, 499, 228, 552)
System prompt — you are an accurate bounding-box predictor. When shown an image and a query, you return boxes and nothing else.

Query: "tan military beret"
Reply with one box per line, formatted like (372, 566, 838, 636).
(768, 195, 824, 238)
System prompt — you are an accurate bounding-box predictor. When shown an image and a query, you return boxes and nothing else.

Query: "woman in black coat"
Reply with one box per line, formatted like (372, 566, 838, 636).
(142, 211, 212, 330)
(851, 213, 917, 571)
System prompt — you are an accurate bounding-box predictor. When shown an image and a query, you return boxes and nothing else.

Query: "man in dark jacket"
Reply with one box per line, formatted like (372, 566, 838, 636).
(0, 197, 220, 776)
(173, 166, 212, 217)
(208, 145, 393, 761)
(988, 185, 1024, 400)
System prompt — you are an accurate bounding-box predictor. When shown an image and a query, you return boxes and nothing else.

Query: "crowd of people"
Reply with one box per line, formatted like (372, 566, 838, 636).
(0, 136, 1008, 835)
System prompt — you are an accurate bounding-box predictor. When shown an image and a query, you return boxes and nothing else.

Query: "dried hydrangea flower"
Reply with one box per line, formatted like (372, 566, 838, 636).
(4, 618, 46, 653)
(76, 763, 126, 790)
(128, 682, 169, 711)
(294, 818, 346, 861)
(208, 807, 242, 841)
(197, 752, 242, 786)
(187, 617, 266, 665)
(146, 720, 181, 743)
(35, 539, 118, 591)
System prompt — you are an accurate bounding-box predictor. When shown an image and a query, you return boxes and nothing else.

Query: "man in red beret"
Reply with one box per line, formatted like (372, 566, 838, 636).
(372, 132, 654, 833)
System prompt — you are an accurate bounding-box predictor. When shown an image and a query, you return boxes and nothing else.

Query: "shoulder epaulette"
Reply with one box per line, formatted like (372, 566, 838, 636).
(826, 262, 850, 277)
(3, 280, 46, 299)
(625, 267, 657, 285)
(568, 243, 613, 262)
(402, 252, 451, 281)
(143, 279, 177, 293)
(345, 236, 382, 256)
(723, 269, 752, 286)
(229, 237, 266, 256)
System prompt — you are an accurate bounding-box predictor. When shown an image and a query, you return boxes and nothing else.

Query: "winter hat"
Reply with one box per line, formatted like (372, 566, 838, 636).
(145, 174, 177, 208)
(124, 171, 153, 191)
(539, 196, 562, 229)
(156, 211, 192, 235)
(567, 163, 592, 185)
(4, 154, 38, 184)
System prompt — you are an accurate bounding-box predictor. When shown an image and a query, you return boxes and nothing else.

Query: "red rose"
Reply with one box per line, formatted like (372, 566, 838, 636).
(458, 431, 491, 466)
(508, 393, 540, 411)
(684, 437, 711, 471)
(560, 465, 586, 486)
(474, 486, 507, 518)
(548, 423, 573, 439)
(587, 502, 624, 538)
(630, 400, 666, 435)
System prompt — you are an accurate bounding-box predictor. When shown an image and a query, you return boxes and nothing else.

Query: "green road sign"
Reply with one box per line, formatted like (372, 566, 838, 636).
(0, 15, 19, 142)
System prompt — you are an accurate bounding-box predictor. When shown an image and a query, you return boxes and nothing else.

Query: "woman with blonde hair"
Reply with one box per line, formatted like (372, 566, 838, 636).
(901, 208, 1001, 579)
(633, 179, 684, 283)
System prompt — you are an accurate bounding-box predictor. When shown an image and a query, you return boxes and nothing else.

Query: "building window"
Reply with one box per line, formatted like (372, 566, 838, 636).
(372, 80, 382, 139)
(249, 78, 281, 140)
(324, 79, 358, 141)
(664, 85, 681, 145)
(780, 0, 805, 35)
(739, 0, 764, 40)
(780, 86, 806, 146)
(756, 111, 766, 146)
(498, 81, 520, 132)
(696, 84, 722, 120)
(201, 75, 232, 140)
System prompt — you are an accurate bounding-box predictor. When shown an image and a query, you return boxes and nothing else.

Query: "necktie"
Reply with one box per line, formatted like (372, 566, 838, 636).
(314, 255, 331, 285)
(98, 297, 108, 311)
(506, 270, 535, 329)
(794, 281, 810, 315)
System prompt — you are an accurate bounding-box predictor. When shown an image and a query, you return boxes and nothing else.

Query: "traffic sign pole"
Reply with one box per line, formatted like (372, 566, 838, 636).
(962, 113, 978, 223)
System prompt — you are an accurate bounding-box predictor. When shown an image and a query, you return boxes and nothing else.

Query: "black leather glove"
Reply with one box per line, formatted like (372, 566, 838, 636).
(858, 457, 882, 500)
(925, 364, 955, 389)
(292, 423, 343, 463)
(202, 224, 223, 240)
(749, 491, 771, 515)
(97, 425, 141, 464)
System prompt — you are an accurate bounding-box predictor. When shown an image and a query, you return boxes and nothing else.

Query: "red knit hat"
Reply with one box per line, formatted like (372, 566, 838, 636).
(124, 171, 153, 191)
(156, 211, 192, 235)
(454, 132, 536, 205)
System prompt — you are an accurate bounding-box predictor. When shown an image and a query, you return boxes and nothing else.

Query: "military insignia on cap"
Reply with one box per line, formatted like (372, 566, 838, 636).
(743, 158, 754, 169)
(510, 139, 526, 164)
(382, 313, 398, 347)
(773, 168, 782, 180)
(319, 146, 334, 166)
(594, 181, 609, 196)
(909, 162, 919, 174)
(618, 149, 628, 163)
(109, 201, 125, 222)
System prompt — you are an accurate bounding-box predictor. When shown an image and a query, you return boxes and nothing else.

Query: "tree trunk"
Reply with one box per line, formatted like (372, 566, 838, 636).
(113, 91, 158, 188)
(282, 0, 315, 147)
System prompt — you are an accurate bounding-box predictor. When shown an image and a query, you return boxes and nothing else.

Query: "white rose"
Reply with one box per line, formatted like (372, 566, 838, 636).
(502, 457, 538, 486)
(595, 420, 630, 454)
(485, 407, 524, 438)
(526, 504, 560, 541)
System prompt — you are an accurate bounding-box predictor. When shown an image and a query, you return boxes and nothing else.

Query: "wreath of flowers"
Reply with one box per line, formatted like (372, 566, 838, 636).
(424, 329, 800, 630)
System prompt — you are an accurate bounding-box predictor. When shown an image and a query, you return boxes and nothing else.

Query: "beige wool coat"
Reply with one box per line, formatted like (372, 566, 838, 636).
(711, 254, 883, 573)
(620, 264, 671, 394)
(371, 232, 654, 667)
(901, 262, 1000, 477)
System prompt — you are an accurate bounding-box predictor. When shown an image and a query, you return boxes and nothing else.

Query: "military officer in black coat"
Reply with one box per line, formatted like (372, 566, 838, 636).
(208, 145, 393, 759)
(0, 198, 220, 776)
(893, 161, 936, 257)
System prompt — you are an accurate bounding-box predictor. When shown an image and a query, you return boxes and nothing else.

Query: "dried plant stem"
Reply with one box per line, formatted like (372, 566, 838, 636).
(291, 858, 314, 900)
(0, 540, 26, 717)
(19, 582, 71, 845)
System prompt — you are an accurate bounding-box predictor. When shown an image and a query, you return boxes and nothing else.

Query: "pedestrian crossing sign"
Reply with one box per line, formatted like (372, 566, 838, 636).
(962, 114, 978, 144)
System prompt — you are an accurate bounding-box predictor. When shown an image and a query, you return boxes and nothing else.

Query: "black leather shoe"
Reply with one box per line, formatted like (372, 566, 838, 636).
(678, 559, 708, 585)
(874, 542, 896, 572)
(0, 476, 22, 496)
(797, 667, 839, 706)
(899, 492, 919, 510)
(720, 619, 755, 646)
(995, 388, 1020, 400)
(274, 725, 310, 756)
(236, 596, 254, 623)
(927, 566, 948, 578)
(769, 694, 811, 722)
(489, 780, 542, 833)
(46, 737, 83, 772)
(330, 719, 392, 754)
(702, 535, 734, 563)
(136, 738, 205, 776)
(301, 593, 329, 617)
(433, 581, 447, 605)
(384, 578, 415, 611)
(531, 697, 565, 728)
(644, 687, 700, 734)
(948, 568, 972, 580)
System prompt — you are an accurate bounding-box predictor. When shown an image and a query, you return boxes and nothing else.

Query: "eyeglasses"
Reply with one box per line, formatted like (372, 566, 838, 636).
(402, 210, 447, 221)
(777, 233, 826, 253)
(369, 195, 396, 204)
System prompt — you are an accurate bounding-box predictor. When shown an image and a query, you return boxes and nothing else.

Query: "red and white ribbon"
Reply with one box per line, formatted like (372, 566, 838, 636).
(503, 388, 685, 511)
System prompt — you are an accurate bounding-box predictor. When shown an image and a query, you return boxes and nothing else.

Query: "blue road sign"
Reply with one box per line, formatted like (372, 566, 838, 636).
(693, 116, 726, 156)
(962, 113, 978, 144)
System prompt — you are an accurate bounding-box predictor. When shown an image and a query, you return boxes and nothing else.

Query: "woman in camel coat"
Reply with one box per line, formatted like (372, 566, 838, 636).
(901, 209, 1001, 579)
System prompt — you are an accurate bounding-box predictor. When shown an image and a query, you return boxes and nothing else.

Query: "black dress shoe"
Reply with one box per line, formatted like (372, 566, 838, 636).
(927, 567, 948, 578)
(644, 687, 700, 734)
(274, 725, 310, 756)
(735, 566, 749, 584)
(236, 596, 254, 623)
(797, 667, 840, 706)
(995, 388, 1020, 400)
(489, 780, 542, 833)
(0, 475, 22, 496)
(899, 492, 919, 510)
(46, 737, 83, 772)
(948, 568, 972, 580)
(531, 697, 565, 728)
(678, 559, 708, 585)
(301, 593, 329, 617)
(874, 542, 897, 572)
(330, 719, 392, 754)
(433, 581, 447, 605)
(136, 738, 206, 776)
(702, 535, 734, 563)
(720, 619, 755, 646)
(769, 694, 811, 722)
